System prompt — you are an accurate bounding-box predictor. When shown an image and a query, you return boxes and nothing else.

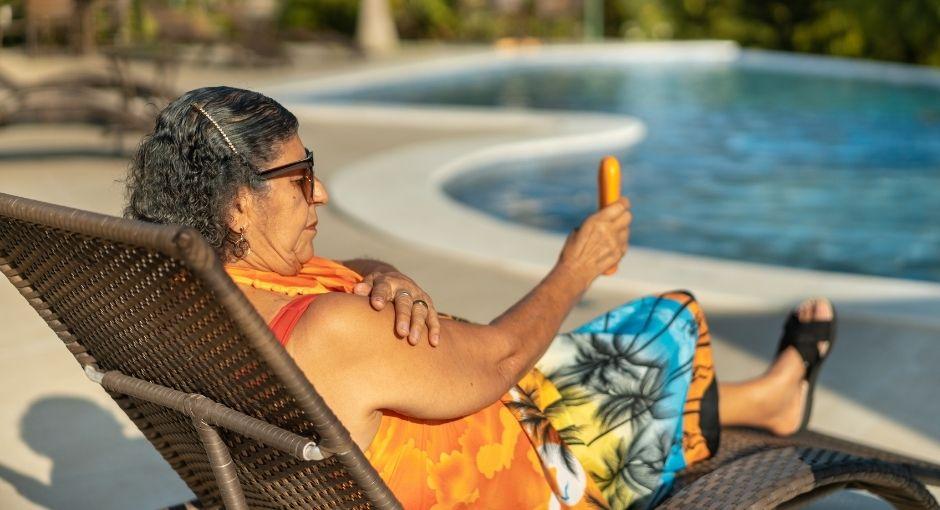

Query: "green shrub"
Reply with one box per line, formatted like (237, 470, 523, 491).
(278, 0, 359, 38)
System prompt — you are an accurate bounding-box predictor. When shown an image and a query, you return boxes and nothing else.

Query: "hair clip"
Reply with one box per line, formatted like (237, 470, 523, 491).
(191, 103, 240, 155)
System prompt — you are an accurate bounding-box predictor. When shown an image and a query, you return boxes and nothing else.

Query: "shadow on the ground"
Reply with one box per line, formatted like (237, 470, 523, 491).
(0, 396, 193, 510)
(699, 298, 940, 445)
(710, 315, 940, 441)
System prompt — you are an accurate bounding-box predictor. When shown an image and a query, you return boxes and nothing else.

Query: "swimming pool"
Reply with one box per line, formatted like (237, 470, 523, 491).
(300, 55, 940, 282)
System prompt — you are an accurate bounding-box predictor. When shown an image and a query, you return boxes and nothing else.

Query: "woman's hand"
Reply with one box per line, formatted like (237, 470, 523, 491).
(353, 271, 441, 347)
(557, 197, 632, 285)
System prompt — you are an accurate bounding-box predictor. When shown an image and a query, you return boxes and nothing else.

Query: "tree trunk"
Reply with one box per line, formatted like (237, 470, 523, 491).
(356, 0, 399, 57)
(72, 0, 97, 54)
(110, 0, 132, 46)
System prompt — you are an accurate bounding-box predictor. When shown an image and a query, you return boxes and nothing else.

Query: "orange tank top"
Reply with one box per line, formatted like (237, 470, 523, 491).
(269, 295, 603, 509)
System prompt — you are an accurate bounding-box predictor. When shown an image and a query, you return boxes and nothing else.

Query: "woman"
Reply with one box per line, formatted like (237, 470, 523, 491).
(125, 87, 834, 509)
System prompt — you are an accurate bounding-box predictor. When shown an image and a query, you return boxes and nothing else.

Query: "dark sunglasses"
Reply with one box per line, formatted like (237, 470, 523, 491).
(257, 149, 316, 204)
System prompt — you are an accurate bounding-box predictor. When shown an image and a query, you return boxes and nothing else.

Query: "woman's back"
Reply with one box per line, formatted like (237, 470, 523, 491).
(269, 294, 604, 509)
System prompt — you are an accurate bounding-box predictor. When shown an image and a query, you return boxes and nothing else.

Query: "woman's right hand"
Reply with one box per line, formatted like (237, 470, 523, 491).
(557, 197, 632, 285)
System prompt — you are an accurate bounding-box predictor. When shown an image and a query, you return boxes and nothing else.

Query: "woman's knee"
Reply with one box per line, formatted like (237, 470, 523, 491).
(659, 289, 697, 307)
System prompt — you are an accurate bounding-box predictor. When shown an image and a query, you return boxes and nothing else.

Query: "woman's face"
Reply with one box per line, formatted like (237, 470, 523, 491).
(235, 134, 328, 274)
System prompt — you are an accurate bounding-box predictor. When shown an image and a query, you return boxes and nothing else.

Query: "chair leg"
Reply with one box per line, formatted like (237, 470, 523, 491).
(194, 419, 247, 510)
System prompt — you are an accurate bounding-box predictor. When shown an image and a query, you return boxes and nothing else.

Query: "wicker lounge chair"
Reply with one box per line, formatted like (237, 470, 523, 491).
(0, 191, 937, 510)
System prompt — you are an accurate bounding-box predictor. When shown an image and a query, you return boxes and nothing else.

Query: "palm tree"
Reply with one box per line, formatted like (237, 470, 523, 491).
(624, 426, 673, 493)
(592, 438, 642, 508)
(589, 365, 671, 446)
(555, 331, 670, 392)
(503, 383, 583, 473)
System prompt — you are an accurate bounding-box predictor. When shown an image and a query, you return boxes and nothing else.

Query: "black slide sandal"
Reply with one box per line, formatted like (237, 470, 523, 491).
(775, 300, 837, 432)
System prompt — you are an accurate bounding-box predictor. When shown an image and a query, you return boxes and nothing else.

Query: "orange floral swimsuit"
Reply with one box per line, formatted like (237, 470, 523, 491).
(229, 259, 720, 510)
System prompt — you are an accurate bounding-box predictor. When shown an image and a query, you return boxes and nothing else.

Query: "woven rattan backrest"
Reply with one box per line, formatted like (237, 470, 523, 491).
(0, 193, 399, 510)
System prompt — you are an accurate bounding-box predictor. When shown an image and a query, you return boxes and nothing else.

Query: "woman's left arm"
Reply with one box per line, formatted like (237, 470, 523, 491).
(341, 258, 442, 347)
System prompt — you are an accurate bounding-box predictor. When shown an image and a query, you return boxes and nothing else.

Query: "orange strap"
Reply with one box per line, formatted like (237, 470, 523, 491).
(268, 294, 319, 346)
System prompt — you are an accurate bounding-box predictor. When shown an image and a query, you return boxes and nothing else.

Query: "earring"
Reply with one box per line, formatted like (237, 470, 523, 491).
(234, 225, 251, 259)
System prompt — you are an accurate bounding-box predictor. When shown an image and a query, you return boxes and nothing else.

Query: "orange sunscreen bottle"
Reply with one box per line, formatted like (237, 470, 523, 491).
(598, 156, 621, 275)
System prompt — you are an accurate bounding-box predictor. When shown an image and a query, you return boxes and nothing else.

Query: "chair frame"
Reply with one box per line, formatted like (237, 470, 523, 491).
(0, 192, 399, 509)
(1, 191, 938, 510)
(84, 366, 327, 510)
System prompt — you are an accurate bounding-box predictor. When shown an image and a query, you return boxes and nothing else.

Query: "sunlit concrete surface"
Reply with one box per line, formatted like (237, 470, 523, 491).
(1, 42, 937, 509)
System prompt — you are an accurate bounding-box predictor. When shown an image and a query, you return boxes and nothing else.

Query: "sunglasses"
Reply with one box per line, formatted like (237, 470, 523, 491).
(257, 149, 316, 204)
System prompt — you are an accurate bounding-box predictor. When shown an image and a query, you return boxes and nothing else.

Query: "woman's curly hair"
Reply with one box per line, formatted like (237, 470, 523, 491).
(124, 86, 298, 261)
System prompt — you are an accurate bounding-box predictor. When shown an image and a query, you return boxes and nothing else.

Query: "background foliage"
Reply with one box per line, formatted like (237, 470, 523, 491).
(2, 0, 936, 66)
(604, 0, 940, 66)
(274, 0, 940, 66)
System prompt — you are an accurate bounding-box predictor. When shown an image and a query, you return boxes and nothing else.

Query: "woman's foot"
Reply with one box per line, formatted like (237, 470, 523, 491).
(763, 298, 834, 436)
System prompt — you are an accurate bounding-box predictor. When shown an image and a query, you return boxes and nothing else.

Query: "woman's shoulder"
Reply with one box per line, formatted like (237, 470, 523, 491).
(285, 291, 398, 364)
(238, 285, 380, 333)
(283, 292, 394, 447)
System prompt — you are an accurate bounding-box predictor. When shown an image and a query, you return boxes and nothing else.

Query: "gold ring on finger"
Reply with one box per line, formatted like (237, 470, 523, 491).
(413, 299, 428, 309)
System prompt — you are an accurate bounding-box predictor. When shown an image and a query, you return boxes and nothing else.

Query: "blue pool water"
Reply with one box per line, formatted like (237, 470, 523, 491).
(305, 61, 940, 282)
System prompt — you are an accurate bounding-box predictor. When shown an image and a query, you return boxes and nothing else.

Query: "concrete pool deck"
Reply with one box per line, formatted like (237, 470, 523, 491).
(0, 42, 937, 509)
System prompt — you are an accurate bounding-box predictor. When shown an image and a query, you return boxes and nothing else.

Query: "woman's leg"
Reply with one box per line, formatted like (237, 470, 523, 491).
(533, 291, 720, 509)
(718, 298, 833, 435)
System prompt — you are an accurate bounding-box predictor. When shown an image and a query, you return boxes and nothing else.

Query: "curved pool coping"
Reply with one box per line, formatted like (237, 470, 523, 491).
(265, 41, 940, 329)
